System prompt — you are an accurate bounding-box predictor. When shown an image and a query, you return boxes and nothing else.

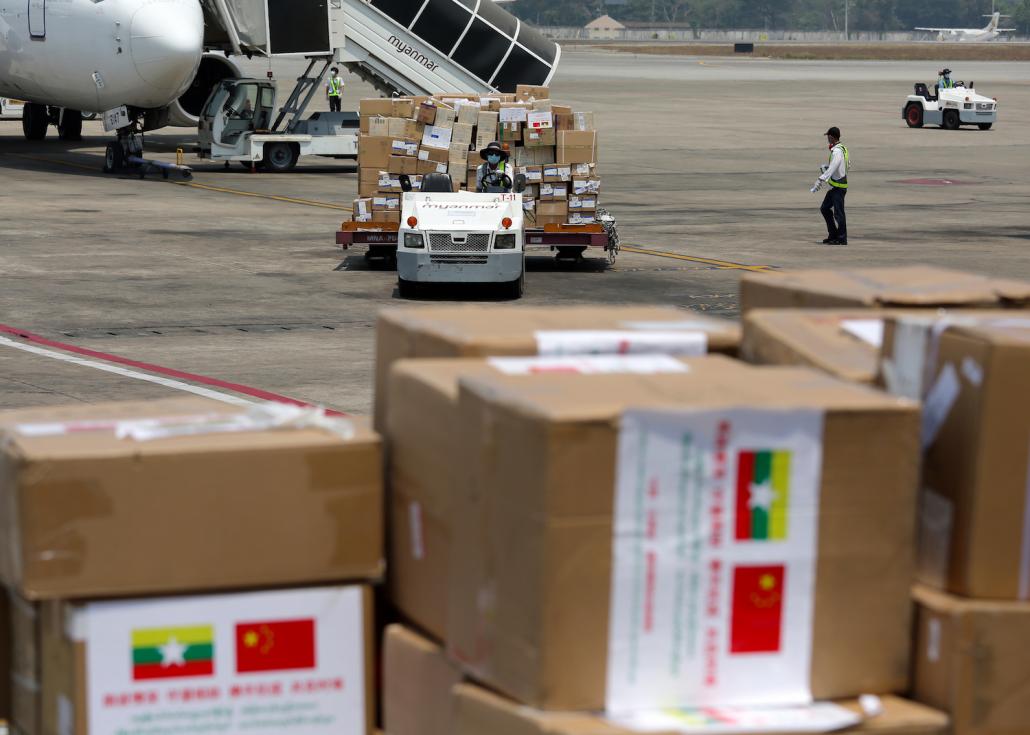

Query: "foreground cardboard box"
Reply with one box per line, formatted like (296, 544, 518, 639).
(21, 585, 374, 735)
(881, 317, 1030, 599)
(0, 399, 383, 600)
(447, 364, 921, 710)
(374, 305, 741, 429)
(913, 585, 1030, 735)
(387, 355, 716, 640)
(739, 266, 1030, 313)
(453, 684, 949, 735)
(383, 624, 462, 735)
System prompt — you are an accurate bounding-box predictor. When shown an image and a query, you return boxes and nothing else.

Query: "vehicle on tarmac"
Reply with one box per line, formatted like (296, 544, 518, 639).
(0, 98, 24, 119)
(904, 80, 998, 130)
(389, 173, 528, 299)
(197, 62, 359, 172)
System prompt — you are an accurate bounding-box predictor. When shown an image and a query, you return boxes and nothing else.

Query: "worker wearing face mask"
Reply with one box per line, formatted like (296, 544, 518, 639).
(476, 141, 512, 193)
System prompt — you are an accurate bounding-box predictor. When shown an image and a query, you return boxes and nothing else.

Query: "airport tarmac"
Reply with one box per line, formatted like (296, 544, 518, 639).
(1, 48, 1028, 414)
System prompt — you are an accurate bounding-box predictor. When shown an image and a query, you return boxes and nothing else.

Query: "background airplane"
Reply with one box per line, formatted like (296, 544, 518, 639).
(916, 12, 1016, 42)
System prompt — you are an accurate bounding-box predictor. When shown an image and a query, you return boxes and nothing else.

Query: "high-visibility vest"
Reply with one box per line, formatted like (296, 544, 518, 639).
(328, 77, 342, 96)
(939, 77, 954, 89)
(828, 144, 849, 189)
(480, 160, 508, 188)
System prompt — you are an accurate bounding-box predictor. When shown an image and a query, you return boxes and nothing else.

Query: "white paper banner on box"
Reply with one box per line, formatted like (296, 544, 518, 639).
(607, 409, 824, 712)
(609, 702, 859, 734)
(83, 586, 367, 734)
(499, 107, 528, 123)
(536, 330, 708, 357)
(488, 355, 690, 376)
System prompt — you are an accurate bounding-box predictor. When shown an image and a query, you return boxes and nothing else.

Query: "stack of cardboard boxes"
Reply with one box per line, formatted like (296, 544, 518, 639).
(738, 265, 1030, 735)
(375, 303, 950, 735)
(353, 87, 600, 228)
(0, 399, 383, 735)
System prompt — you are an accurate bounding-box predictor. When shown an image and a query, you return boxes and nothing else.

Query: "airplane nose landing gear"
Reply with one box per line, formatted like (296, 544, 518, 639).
(102, 112, 192, 179)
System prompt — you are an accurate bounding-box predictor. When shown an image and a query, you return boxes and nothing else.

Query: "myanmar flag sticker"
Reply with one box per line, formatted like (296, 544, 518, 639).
(235, 619, 317, 674)
(735, 450, 791, 541)
(131, 626, 214, 681)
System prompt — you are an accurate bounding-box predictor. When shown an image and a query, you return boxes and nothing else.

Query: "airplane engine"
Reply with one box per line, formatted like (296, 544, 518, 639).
(164, 52, 242, 128)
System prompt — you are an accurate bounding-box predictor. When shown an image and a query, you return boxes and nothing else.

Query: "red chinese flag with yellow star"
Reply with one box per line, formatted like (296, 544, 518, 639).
(729, 565, 785, 654)
(235, 619, 316, 674)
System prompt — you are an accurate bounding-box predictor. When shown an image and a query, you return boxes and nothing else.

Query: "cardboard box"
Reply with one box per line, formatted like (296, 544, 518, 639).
(554, 113, 574, 131)
(372, 194, 400, 212)
(515, 84, 549, 101)
(417, 158, 449, 176)
(535, 214, 567, 227)
(522, 198, 537, 226)
(352, 198, 373, 223)
(742, 309, 920, 385)
(0, 398, 383, 600)
(367, 116, 390, 137)
(451, 122, 474, 148)
(914, 585, 1030, 735)
(359, 98, 394, 118)
(388, 155, 417, 175)
(572, 177, 601, 195)
(536, 200, 568, 218)
(446, 365, 921, 709)
(416, 101, 438, 125)
(386, 354, 735, 638)
(377, 171, 403, 193)
(539, 183, 567, 201)
(568, 195, 597, 212)
(557, 130, 598, 164)
(454, 684, 949, 735)
(476, 111, 498, 138)
(448, 142, 469, 165)
(374, 303, 742, 431)
(421, 126, 453, 150)
(739, 266, 1030, 313)
(388, 117, 422, 140)
(498, 122, 521, 144)
(36, 585, 375, 735)
(571, 162, 596, 178)
(433, 106, 456, 129)
(567, 212, 596, 225)
(8, 590, 36, 735)
(359, 167, 383, 197)
(572, 111, 595, 131)
(523, 127, 555, 148)
(417, 146, 449, 164)
(373, 210, 401, 223)
(542, 164, 572, 183)
(383, 625, 463, 735)
(880, 317, 1030, 599)
(526, 110, 553, 130)
(358, 136, 417, 168)
(456, 102, 481, 126)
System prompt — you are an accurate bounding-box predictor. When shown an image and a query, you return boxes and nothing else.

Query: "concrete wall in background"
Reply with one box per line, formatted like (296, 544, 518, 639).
(543, 27, 1030, 43)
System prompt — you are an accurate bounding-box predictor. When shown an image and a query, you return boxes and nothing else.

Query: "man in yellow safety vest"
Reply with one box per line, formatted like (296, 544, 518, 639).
(326, 67, 343, 112)
(812, 126, 850, 246)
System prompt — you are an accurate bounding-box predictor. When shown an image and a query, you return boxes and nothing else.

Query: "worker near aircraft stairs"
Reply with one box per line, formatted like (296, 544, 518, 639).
(326, 67, 343, 112)
(811, 126, 850, 246)
(476, 141, 513, 193)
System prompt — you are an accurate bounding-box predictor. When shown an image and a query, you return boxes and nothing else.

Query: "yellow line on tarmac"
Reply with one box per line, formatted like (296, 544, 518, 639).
(621, 245, 774, 273)
(168, 180, 353, 212)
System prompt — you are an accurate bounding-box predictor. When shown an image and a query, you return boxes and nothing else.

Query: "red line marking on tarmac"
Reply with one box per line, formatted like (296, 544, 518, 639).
(0, 323, 346, 416)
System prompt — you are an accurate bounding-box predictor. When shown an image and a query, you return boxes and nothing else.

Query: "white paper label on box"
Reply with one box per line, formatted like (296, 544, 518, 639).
(926, 618, 942, 663)
(84, 586, 367, 735)
(421, 126, 452, 150)
(499, 107, 527, 123)
(573, 179, 601, 195)
(960, 356, 983, 387)
(921, 362, 960, 449)
(58, 694, 74, 735)
(840, 319, 885, 348)
(488, 355, 690, 376)
(607, 409, 824, 711)
(535, 331, 708, 358)
(608, 701, 859, 734)
(409, 501, 426, 561)
(527, 110, 553, 129)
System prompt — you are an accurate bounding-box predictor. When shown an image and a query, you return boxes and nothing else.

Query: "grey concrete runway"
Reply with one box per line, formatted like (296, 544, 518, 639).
(1, 49, 1027, 414)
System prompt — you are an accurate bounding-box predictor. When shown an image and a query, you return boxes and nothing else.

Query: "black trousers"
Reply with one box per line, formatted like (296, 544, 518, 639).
(329, 96, 342, 112)
(820, 187, 847, 241)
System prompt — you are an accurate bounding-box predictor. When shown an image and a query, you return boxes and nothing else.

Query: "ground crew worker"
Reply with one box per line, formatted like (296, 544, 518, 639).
(938, 68, 955, 89)
(326, 67, 343, 112)
(812, 126, 849, 246)
(476, 141, 512, 192)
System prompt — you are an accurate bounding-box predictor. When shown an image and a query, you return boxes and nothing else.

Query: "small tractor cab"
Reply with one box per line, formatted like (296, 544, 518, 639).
(197, 59, 358, 171)
(904, 77, 998, 131)
(395, 171, 529, 299)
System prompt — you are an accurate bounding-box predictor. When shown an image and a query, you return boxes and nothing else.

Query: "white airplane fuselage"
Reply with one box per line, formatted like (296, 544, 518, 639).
(0, 0, 204, 113)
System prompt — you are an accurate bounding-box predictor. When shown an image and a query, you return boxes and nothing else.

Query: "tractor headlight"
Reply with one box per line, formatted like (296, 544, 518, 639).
(495, 234, 517, 250)
(403, 232, 425, 249)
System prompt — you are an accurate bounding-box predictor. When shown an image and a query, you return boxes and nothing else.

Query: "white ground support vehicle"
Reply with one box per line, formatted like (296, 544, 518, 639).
(903, 81, 998, 130)
(197, 62, 358, 172)
(395, 173, 527, 299)
(0, 98, 24, 119)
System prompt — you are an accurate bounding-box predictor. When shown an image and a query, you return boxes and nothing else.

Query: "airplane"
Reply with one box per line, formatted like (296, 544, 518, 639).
(915, 12, 1016, 42)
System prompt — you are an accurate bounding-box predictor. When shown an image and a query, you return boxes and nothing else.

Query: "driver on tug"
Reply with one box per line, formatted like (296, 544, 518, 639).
(476, 141, 512, 193)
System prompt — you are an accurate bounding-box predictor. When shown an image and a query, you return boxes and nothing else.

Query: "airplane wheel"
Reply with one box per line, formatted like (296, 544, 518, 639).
(978, 123, 993, 130)
(103, 142, 124, 173)
(58, 110, 83, 141)
(942, 109, 960, 130)
(905, 104, 924, 128)
(22, 103, 48, 141)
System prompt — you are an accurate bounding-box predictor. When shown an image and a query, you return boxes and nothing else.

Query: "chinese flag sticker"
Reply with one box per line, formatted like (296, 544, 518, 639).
(235, 619, 316, 674)
(730, 566, 785, 654)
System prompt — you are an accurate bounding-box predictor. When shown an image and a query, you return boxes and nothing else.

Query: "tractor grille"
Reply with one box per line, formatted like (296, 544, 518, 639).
(976, 102, 995, 111)
(429, 254, 489, 265)
(428, 233, 491, 252)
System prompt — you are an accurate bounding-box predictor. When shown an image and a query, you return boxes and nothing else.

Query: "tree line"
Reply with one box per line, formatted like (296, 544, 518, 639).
(508, 0, 1030, 34)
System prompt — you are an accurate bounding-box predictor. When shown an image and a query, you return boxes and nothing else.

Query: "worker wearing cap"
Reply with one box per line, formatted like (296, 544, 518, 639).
(326, 67, 343, 112)
(476, 141, 512, 192)
(938, 69, 955, 90)
(812, 126, 850, 246)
